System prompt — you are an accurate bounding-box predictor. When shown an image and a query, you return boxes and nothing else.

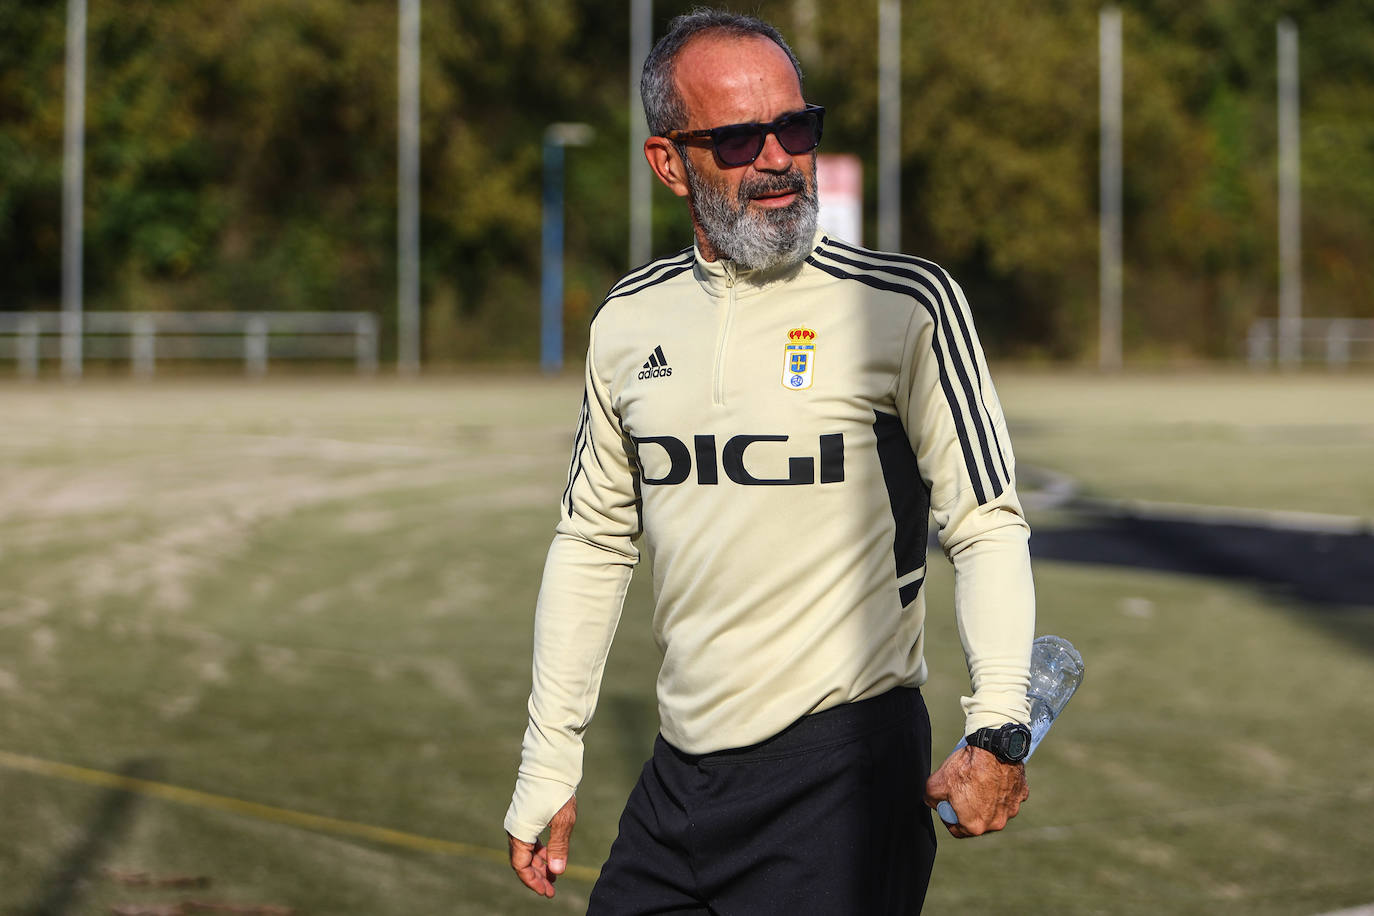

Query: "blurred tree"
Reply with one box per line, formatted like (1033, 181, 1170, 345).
(0, 0, 1369, 364)
(0, 1, 66, 308)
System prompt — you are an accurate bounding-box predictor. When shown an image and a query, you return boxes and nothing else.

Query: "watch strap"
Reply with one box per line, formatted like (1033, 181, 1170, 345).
(966, 723, 1031, 764)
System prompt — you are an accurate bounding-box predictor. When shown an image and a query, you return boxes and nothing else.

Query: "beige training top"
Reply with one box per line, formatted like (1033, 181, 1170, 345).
(505, 231, 1035, 842)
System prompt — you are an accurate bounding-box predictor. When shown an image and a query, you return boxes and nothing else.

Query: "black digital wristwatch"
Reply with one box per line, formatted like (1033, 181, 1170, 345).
(965, 723, 1032, 764)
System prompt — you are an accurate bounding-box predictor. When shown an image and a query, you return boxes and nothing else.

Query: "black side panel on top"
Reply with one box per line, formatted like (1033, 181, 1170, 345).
(874, 411, 931, 606)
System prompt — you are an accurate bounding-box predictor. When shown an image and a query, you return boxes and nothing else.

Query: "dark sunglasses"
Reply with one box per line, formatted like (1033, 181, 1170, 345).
(662, 105, 825, 167)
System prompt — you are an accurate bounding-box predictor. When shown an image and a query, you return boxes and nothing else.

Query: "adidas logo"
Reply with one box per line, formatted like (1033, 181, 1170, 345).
(637, 345, 673, 380)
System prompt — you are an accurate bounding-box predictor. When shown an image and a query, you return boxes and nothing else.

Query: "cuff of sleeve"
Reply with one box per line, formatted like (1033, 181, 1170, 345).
(961, 692, 1031, 734)
(504, 774, 577, 845)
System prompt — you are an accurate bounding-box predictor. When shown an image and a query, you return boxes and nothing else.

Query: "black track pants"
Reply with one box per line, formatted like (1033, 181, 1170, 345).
(588, 687, 937, 915)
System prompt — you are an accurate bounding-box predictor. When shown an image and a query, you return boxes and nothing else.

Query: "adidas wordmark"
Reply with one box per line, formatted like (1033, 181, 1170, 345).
(638, 345, 673, 380)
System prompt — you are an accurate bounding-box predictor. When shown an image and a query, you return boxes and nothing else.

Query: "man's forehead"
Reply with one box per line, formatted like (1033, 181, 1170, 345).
(674, 33, 804, 126)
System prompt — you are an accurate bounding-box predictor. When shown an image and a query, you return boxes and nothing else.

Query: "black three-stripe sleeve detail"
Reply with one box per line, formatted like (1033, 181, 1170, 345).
(571, 254, 693, 516)
(811, 244, 1007, 502)
(561, 391, 591, 515)
(603, 262, 692, 304)
(884, 249, 1011, 483)
(819, 241, 1005, 496)
(593, 251, 695, 325)
(824, 238, 1011, 485)
(605, 248, 693, 297)
(806, 254, 992, 505)
(819, 245, 1003, 499)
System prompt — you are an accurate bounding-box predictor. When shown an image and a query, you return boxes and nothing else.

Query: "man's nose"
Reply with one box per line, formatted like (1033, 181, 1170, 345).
(752, 130, 794, 173)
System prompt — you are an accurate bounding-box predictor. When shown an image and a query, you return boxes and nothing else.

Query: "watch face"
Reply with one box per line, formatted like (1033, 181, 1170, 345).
(1005, 728, 1030, 759)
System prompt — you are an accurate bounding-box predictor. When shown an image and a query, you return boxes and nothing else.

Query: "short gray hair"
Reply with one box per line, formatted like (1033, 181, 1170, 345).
(640, 8, 804, 137)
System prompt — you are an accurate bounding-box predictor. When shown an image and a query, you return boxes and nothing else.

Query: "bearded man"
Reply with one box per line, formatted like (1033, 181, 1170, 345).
(505, 9, 1036, 914)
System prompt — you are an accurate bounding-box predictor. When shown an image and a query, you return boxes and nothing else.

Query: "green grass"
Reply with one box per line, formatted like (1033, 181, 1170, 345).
(998, 370, 1374, 517)
(1, 371, 1371, 914)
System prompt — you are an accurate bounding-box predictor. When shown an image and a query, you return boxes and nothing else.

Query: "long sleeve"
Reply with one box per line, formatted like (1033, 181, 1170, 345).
(504, 326, 642, 843)
(894, 268, 1035, 734)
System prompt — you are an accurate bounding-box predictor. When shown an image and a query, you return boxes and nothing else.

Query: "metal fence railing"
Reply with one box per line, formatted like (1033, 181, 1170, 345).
(0, 311, 379, 378)
(1246, 318, 1374, 369)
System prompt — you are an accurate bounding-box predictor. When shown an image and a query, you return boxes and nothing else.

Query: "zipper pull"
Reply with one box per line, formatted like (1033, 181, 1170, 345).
(724, 260, 736, 288)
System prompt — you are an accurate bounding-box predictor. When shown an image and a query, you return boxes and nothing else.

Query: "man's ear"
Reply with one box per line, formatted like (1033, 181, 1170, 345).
(644, 137, 690, 198)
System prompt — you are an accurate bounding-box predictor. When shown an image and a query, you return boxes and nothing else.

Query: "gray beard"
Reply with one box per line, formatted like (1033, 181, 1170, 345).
(683, 154, 819, 272)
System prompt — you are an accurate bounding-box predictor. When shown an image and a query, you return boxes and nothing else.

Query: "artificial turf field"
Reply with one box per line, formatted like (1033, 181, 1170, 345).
(1, 370, 1371, 914)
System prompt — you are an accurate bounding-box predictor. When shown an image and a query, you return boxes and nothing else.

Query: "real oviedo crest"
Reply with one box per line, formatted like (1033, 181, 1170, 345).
(782, 327, 816, 390)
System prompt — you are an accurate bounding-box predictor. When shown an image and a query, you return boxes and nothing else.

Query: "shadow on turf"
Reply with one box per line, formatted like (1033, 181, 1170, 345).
(1028, 511, 1374, 649)
(24, 759, 159, 916)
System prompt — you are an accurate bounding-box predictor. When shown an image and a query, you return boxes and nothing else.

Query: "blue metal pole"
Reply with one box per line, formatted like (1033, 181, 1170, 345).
(541, 140, 566, 374)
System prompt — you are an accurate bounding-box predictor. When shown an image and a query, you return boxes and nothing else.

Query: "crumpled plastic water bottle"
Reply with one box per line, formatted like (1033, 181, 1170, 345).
(937, 635, 1084, 826)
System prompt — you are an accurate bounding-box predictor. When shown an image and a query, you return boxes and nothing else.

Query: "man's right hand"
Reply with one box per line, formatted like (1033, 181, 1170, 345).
(508, 795, 578, 898)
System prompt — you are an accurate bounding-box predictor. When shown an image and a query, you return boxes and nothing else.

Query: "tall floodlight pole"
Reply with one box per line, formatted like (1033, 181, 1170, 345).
(629, 0, 653, 268)
(793, 0, 819, 65)
(877, 0, 901, 252)
(1099, 7, 1123, 371)
(1277, 18, 1301, 370)
(397, 0, 421, 376)
(542, 123, 594, 374)
(62, 0, 87, 381)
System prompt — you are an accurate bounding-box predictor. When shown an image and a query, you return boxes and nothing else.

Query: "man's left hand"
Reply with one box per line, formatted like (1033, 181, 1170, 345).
(924, 744, 1029, 838)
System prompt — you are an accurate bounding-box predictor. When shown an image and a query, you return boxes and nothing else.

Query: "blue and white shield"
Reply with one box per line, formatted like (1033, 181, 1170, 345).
(782, 342, 815, 390)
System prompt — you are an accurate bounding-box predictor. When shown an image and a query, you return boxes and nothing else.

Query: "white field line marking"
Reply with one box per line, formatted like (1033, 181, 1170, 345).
(1019, 464, 1371, 534)
(1312, 907, 1374, 916)
(1079, 496, 1370, 535)
(0, 748, 600, 883)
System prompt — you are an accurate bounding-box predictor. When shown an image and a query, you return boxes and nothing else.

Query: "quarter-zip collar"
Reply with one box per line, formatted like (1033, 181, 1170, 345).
(691, 229, 824, 299)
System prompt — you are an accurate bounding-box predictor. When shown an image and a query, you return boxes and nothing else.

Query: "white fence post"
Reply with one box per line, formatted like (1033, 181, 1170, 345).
(1326, 319, 1350, 371)
(18, 316, 40, 380)
(132, 315, 156, 378)
(244, 316, 268, 377)
(1247, 320, 1273, 368)
(356, 314, 378, 376)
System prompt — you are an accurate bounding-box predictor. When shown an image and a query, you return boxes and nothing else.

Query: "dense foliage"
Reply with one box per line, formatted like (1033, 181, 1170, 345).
(2, 0, 1370, 363)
